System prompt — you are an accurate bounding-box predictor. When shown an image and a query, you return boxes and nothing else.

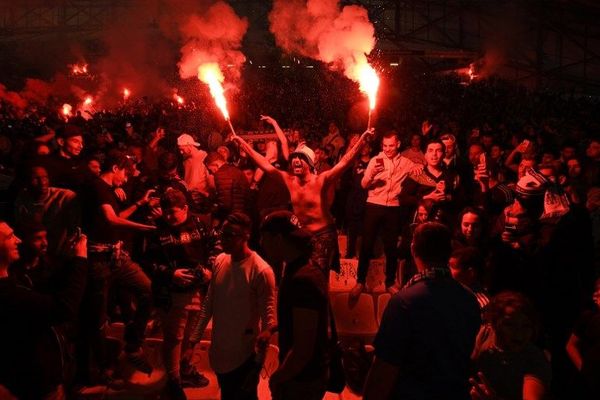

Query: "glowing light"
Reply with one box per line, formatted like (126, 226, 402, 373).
(84, 96, 93, 106)
(70, 63, 88, 75)
(174, 94, 184, 105)
(62, 103, 72, 117)
(198, 63, 230, 121)
(123, 88, 130, 100)
(355, 62, 380, 111)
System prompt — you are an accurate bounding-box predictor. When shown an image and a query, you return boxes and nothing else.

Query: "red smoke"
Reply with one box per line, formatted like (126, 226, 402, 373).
(269, 0, 376, 82)
(177, 1, 248, 81)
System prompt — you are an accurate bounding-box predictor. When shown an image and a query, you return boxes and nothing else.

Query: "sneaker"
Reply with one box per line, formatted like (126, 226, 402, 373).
(165, 379, 187, 400)
(349, 283, 365, 303)
(180, 365, 209, 388)
(125, 350, 153, 375)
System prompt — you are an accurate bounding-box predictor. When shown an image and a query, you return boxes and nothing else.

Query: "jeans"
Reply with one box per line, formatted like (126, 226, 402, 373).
(272, 377, 327, 400)
(158, 292, 198, 381)
(76, 250, 152, 381)
(357, 204, 402, 287)
(215, 355, 259, 400)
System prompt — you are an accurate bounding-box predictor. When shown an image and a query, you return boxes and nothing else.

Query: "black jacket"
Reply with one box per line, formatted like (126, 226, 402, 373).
(0, 256, 87, 399)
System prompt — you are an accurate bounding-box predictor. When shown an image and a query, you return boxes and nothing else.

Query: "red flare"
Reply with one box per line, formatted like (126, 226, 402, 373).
(198, 63, 230, 121)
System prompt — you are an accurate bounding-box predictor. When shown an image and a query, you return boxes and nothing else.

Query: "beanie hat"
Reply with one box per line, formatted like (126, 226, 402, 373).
(289, 144, 316, 173)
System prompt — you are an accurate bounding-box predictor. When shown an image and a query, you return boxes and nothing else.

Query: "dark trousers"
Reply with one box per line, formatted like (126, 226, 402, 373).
(357, 204, 402, 287)
(216, 355, 259, 400)
(76, 251, 152, 381)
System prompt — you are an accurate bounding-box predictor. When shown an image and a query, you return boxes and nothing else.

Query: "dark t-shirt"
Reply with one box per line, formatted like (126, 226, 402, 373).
(82, 176, 120, 243)
(374, 276, 481, 400)
(277, 257, 328, 382)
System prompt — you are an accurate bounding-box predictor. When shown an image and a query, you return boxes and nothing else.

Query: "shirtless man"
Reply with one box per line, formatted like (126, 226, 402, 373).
(232, 125, 374, 274)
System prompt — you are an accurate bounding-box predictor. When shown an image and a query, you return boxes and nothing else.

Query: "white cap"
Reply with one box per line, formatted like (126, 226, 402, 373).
(177, 133, 200, 147)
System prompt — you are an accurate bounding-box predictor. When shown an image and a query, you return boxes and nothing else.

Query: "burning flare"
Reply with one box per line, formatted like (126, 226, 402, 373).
(62, 103, 72, 117)
(354, 62, 379, 110)
(84, 96, 93, 106)
(174, 94, 184, 105)
(123, 88, 130, 100)
(70, 63, 88, 75)
(198, 63, 229, 121)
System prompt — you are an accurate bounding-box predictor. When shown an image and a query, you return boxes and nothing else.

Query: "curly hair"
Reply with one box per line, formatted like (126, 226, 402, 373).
(484, 291, 541, 340)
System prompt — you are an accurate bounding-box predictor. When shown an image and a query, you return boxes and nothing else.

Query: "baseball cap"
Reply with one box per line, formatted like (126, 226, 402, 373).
(177, 133, 200, 147)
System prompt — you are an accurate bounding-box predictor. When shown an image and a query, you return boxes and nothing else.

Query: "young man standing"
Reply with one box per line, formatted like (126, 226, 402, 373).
(145, 189, 217, 399)
(351, 131, 420, 299)
(189, 212, 276, 400)
(364, 223, 480, 400)
(78, 150, 156, 383)
(260, 211, 329, 400)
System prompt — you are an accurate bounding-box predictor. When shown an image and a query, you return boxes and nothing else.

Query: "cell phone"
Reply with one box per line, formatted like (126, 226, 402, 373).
(479, 153, 486, 166)
(504, 222, 518, 234)
(376, 158, 384, 167)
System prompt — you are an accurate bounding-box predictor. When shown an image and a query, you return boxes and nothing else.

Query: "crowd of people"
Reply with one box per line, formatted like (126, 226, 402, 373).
(0, 72, 600, 400)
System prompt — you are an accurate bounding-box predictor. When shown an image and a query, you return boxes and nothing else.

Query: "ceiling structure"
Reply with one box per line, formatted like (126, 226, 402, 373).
(0, 0, 599, 92)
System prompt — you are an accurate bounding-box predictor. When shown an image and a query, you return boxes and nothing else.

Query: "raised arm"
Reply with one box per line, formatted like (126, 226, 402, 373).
(322, 128, 374, 182)
(231, 133, 281, 176)
(261, 115, 290, 160)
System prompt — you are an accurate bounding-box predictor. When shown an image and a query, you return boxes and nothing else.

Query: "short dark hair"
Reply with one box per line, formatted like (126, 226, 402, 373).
(412, 222, 452, 267)
(102, 149, 131, 172)
(450, 247, 484, 277)
(382, 130, 400, 141)
(425, 138, 446, 154)
(225, 212, 252, 234)
(485, 291, 540, 339)
(160, 188, 187, 210)
(158, 151, 179, 171)
(205, 151, 225, 166)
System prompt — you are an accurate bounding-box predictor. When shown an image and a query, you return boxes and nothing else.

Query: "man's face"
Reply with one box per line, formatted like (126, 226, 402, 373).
(217, 146, 230, 161)
(164, 206, 188, 226)
(448, 256, 472, 285)
(518, 159, 536, 179)
(587, 141, 600, 160)
(26, 230, 48, 257)
(29, 167, 50, 198)
(468, 144, 484, 166)
(567, 159, 582, 178)
(221, 222, 247, 254)
(561, 147, 576, 161)
(425, 143, 444, 167)
(490, 145, 502, 160)
(382, 136, 400, 159)
(112, 167, 128, 187)
(259, 231, 282, 263)
(290, 155, 309, 176)
(0, 222, 21, 264)
(88, 160, 101, 176)
(62, 135, 84, 157)
(410, 135, 421, 149)
(315, 148, 327, 162)
(178, 144, 194, 159)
